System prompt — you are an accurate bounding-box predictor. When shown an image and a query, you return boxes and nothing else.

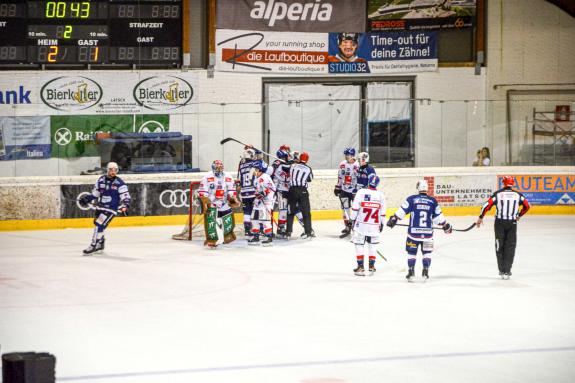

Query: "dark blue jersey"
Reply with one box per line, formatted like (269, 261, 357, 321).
(237, 159, 269, 199)
(395, 193, 446, 239)
(357, 165, 376, 189)
(89, 175, 131, 210)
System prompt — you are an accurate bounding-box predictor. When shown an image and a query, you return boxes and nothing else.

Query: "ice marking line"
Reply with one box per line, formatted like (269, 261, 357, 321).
(57, 346, 575, 381)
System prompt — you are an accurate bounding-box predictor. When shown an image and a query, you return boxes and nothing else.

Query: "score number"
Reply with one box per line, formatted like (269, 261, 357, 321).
(45, 2, 90, 18)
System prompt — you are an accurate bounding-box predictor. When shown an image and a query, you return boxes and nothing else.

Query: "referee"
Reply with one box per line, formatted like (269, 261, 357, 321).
(286, 152, 314, 239)
(476, 176, 530, 279)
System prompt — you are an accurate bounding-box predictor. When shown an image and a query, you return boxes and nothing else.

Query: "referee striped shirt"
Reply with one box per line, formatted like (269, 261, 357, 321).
(289, 163, 313, 187)
(479, 187, 530, 221)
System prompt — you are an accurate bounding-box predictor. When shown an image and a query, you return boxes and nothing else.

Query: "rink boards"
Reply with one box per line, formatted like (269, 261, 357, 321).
(0, 166, 573, 231)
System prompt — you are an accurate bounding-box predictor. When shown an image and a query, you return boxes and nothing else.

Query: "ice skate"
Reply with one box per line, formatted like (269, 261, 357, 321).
(406, 267, 415, 282)
(422, 267, 429, 280)
(503, 272, 511, 280)
(275, 228, 287, 239)
(300, 232, 314, 240)
(368, 265, 376, 276)
(248, 235, 260, 246)
(339, 226, 351, 238)
(95, 238, 105, 252)
(354, 265, 365, 276)
(83, 243, 98, 256)
(261, 236, 273, 247)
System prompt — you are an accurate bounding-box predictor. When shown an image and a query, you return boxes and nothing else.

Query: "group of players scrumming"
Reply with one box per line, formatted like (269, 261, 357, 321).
(79, 149, 530, 282)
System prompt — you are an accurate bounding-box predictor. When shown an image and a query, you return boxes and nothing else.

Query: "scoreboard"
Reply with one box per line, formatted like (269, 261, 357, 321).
(0, 0, 182, 67)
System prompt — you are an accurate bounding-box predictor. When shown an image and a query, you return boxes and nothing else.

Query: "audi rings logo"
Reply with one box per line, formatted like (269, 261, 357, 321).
(159, 189, 190, 208)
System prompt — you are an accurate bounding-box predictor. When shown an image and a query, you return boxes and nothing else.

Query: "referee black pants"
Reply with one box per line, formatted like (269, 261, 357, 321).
(286, 186, 312, 235)
(494, 219, 518, 274)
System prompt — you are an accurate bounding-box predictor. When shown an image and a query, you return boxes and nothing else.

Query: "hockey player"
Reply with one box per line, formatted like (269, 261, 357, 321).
(198, 160, 240, 248)
(237, 147, 258, 236)
(80, 162, 130, 255)
(356, 152, 376, 190)
(334, 147, 359, 238)
(249, 162, 276, 246)
(271, 145, 291, 238)
(350, 174, 386, 276)
(386, 179, 452, 282)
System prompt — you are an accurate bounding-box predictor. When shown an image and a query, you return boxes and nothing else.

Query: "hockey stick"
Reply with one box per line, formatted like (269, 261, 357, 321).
(220, 137, 285, 163)
(376, 250, 388, 262)
(394, 222, 476, 232)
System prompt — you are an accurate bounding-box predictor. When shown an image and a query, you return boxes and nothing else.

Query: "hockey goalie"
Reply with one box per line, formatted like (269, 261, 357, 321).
(198, 160, 241, 249)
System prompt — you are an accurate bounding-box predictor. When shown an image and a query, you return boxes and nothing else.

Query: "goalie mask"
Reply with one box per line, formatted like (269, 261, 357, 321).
(107, 162, 119, 177)
(212, 160, 224, 175)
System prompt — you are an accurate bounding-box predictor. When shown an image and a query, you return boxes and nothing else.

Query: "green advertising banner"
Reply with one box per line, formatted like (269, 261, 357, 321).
(50, 115, 169, 158)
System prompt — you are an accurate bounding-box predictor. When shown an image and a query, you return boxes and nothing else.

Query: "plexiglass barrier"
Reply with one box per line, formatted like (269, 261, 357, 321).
(0, 98, 573, 177)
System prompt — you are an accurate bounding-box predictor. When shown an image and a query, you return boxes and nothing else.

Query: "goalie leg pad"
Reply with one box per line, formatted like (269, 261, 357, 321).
(203, 206, 221, 247)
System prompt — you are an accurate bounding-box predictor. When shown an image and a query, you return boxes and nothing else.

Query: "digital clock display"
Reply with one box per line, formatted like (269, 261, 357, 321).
(0, 0, 182, 67)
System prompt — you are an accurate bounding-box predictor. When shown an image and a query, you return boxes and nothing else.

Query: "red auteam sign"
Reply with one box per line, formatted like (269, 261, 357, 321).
(216, 0, 366, 32)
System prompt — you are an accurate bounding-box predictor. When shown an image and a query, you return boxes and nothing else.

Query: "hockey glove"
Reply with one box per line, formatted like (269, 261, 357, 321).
(78, 195, 93, 207)
(334, 185, 341, 197)
(379, 223, 384, 233)
(443, 222, 453, 234)
(386, 215, 398, 229)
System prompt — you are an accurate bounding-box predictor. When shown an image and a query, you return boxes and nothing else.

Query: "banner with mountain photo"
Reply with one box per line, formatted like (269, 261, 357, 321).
(368, 0, 476, 31)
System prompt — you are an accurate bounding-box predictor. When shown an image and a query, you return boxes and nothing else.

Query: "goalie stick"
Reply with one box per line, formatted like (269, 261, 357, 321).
(220, 137, 286, 162)
(394, 222, 476, 232)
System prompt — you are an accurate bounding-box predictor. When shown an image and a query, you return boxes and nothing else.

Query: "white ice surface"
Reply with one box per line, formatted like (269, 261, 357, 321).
(1, 216, 574, 383)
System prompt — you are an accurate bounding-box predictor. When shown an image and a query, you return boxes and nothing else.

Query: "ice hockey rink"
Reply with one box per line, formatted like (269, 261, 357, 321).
(1, 216, 575, 383)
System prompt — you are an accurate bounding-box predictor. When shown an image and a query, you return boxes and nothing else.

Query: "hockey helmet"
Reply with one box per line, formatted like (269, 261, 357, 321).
(254, 149, 263, 159)
(502, 175, 515, 187)
(243, 148, 256, 160)
(300, 152, 310, 164)
(358, 152, 369, 165)
(338, 33, 359, 45)
(279, 144, 291, 153)
(343, 147, 356, 157)
(212, 160, 224, 175)
(367, 174, 380, 189)
(416, 179, 428, 193)
(276, 149, 289, 161)
(107, 162, 119, 176)
(252, 161, 266, 173)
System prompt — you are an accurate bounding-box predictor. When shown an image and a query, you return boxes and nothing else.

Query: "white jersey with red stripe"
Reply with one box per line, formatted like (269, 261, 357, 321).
(198, 171, 237, 211)
(272, 159, 291, 193)
(337, 160, 359, 194)
(254, 172, 276, 210)
(350, 187, 386, 236)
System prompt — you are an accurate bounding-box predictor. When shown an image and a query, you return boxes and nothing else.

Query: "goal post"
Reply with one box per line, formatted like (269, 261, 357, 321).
(171, 181, 202, 240)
